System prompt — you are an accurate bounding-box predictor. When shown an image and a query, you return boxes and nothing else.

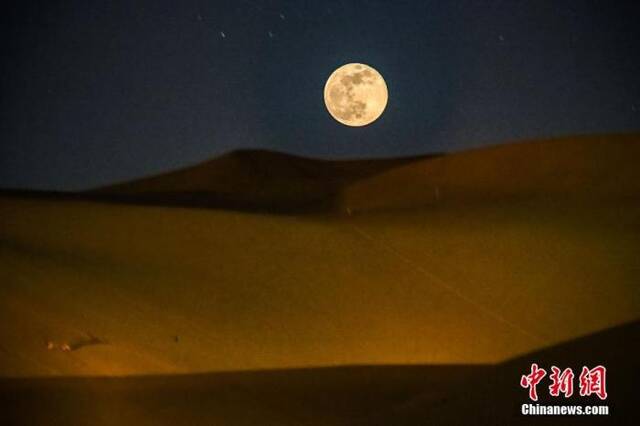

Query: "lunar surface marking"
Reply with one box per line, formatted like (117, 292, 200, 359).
(324, 63, 388, 127)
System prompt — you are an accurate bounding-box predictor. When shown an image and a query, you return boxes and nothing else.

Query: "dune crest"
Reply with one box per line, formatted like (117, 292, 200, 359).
(91, 133, 640, 213)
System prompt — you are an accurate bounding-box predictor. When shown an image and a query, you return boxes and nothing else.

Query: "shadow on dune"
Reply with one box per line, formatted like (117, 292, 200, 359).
(0, 321, 636, 426)
(370, 320, 639, 426)
(89, 150, 441, 213)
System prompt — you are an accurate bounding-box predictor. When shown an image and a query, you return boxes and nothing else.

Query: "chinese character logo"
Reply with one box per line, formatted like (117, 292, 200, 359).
(549, 366, 574, 397)
(520, 364, 607, 401)
(579, 366, 608, 400)
(520, 363, 547, 401)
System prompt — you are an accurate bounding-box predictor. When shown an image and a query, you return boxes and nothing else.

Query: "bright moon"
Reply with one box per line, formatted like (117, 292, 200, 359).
(324, 63, 388, 127)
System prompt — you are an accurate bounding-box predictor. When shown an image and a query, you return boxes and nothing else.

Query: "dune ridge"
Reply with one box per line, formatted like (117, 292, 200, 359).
(86, 133, 640, 213)
(91, 149, 439, 212)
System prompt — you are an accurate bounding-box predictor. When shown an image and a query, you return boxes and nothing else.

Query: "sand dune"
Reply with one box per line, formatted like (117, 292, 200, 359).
(93, 149, 437, 212)
(90, 133, 640, 213)
(0, 133, 639, 423)
(343, 133, 640, 212)
(1, 321, 636, 425)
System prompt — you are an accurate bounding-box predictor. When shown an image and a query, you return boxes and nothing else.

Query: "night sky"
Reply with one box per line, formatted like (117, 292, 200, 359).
(1, 0, 639, 190)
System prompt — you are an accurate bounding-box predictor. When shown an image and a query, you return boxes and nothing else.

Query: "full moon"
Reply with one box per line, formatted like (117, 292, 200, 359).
(324, 63, 388, 127)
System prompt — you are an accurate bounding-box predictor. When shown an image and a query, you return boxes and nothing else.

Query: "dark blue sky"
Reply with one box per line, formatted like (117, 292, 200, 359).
(1, 0, 639, 190)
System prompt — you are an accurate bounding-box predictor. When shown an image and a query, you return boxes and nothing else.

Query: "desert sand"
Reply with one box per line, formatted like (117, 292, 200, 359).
(0, 133, 638, 424)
